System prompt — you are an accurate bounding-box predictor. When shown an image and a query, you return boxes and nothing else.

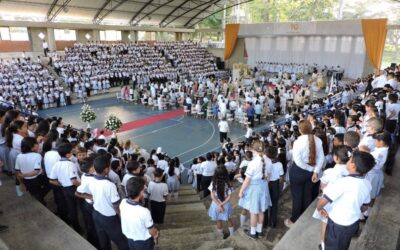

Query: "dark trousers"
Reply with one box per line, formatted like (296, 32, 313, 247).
(219, 132, 227, 143)
(264, 180, 280, 227)
(247, 115, 255, 127)
(150, 200, 166, 224)
(24, 175, 49, 205)
(289, 163, 313, 222)
(52, 185, 68, 223)
(92, 210, 129, 250)
(325, 218, 359, 250)
(62, 186, 81, 232)
(80, 200, 100, 249)
(128, 237, 154, 250)
(196, 174, 203, 192)
(201, 176, 213, 198)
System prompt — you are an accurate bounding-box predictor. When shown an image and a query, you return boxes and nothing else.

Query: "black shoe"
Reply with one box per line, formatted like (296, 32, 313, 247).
(257, 231, 265, 237)
(0, 225, 9, 233)
(244, 229, 258, 240)
(223, 232, 230, 239)
(318, 244, 323, 250)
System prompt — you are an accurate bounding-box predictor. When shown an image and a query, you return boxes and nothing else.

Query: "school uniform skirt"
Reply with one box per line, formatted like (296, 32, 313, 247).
(365, 170, 384, 199)
(238, 179, 271, 214)
(167, 175, 180, 192)
(0, 144, 9, 171)
(208, 200, 232, 221)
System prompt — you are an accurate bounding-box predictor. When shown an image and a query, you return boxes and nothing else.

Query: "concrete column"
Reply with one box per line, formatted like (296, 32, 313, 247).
(46, 28, 56, 51)
(175, 32, 182, 41)
(121, 31, 129, 43)
(92, 30, 100, 42)
(28, 27, 48, 52)
(76, 29, 94, 43)
(129, 31, 138, 42)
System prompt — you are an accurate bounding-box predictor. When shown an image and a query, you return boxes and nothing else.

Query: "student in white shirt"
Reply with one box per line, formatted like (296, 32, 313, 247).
(75, 154, 100, 248)
(15, 137, 48, 204)
(286, 120, 324, 227)
(385, 93, 400, 136)
(200, 153, 216, 198)
(147, 168, 169, 225)
(264, 146, 284, 228)
(312, 145, 351, 250)
(121, 160, 141, 196)
(76, 154, 129, 250)
(218, 117, 229, 144)
(358, 117, 383, 152)
(49, 143, 82, 232)
(317, 151, 375, 250)
(238, 140, 271, 239)
(364, 131, 390, 218)
(120, 177, 159, 250)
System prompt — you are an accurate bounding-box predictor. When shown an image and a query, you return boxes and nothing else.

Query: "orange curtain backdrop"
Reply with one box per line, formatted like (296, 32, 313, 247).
(224, 24, 240, 60)
(361, 18, 388, 69)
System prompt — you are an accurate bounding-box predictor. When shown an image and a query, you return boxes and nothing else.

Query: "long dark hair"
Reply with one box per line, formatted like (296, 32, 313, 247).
(5, 120, 25, 147)
(168, 159, 175, 177)
(211, 165, 231, 201)
(42, 129, 59, 153)
(1, 110, 21, 137)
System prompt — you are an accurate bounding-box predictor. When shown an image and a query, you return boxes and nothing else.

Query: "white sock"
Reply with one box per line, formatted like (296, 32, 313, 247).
(256, 223, 263, 233)
(217, 228, 223, 234)
(240, 214, 246, 227)
(321, 241, 325, 250)
(364, 207, 371, 217)
(250, 227, 256, 235)
(228, 227, 234, 235)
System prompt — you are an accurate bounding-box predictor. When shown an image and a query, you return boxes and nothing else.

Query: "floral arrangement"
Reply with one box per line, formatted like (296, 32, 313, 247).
(105, 114, 123, 132)
(80, 104, 96, 123)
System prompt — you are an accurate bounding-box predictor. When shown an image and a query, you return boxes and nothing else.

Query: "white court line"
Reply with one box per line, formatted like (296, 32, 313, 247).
(175, 119, 216, 157)
(181, 120, 280, 165)
(129, 121, 184, 139)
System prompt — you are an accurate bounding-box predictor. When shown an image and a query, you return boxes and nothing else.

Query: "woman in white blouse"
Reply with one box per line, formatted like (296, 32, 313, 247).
(285, 120, 324, 228)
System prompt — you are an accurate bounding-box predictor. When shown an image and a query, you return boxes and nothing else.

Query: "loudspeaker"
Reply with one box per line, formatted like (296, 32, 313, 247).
(390, 63, 397, 68)
(217, 61, 225, 70)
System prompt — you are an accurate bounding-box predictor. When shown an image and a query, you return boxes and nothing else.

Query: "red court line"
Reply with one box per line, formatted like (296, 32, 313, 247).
(100, 108, 184, 136)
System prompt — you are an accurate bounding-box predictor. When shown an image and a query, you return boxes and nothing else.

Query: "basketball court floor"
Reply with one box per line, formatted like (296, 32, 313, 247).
(38, 97, 278, 167)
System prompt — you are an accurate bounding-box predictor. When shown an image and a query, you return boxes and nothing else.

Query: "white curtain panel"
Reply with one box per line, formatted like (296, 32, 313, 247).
(245, 35, 366, 79)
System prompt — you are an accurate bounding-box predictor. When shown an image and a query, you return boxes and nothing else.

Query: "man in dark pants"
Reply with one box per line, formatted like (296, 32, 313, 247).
(247, 102, 255, 127)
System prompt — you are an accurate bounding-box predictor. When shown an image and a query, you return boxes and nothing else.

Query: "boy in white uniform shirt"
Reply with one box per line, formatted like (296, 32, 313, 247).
(147, 168, 169, 225)
(316, 151, 375, 250)
(358, 117, 383, 152)
(76, 154, 129, 250)
(120, 177, 160, 250)
(49, 143, 82, 232)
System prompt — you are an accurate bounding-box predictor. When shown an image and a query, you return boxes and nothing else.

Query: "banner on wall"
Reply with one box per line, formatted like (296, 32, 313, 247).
(273, 22, 317, 35)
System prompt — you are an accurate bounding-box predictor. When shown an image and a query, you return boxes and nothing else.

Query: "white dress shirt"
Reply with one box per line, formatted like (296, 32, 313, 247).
(292, 135, 325, 173)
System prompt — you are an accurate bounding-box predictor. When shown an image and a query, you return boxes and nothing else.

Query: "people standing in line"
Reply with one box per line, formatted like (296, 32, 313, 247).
(147, 168, 168, 225)
(76, 154, 129, 250)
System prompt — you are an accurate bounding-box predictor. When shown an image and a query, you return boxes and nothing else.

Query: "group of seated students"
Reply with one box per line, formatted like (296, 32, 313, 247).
(51, 41, 220, 99)
(0, 57, 71, 113)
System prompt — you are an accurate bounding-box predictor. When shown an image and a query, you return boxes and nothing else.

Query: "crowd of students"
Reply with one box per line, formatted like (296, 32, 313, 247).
(0, 57, 70, 113)
(1, 46, 400, 250)
(0, 108, 190, 250)
(185, 67, 399, 249)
